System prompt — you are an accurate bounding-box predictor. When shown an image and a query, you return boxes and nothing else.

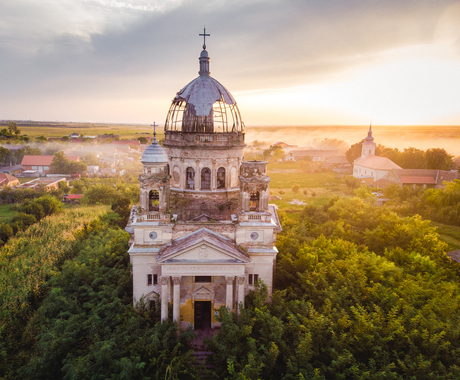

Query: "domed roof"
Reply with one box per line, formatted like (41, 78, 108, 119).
(141, 140, 168, 164)
(175, 75, 236, 117)
(164, 44, 244, 134)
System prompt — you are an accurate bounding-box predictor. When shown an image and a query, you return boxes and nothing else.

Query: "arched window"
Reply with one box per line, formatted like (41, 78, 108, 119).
(250, 191, 259, 211)
(186, 167, 195, 189)
(201, 167, 211, 190)
(217, 167, 225, 189)
(149, 190, 159, 211)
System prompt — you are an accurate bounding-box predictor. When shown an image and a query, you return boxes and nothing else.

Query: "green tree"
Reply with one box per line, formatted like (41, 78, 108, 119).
(50, 152, 87, 174)
(110, 195, 132, 228)
(424, 148, 453, 170)
(0, 224, 13, 245)
(291, 183, 300, 194)
(82, 152, 99, 165)
(345, 139, 364, 163)
(138, 136, 148, 144)
(7, 121, 21, 135)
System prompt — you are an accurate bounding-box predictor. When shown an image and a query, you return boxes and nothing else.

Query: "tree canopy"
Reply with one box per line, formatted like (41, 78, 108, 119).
(50, 152, 87, 174)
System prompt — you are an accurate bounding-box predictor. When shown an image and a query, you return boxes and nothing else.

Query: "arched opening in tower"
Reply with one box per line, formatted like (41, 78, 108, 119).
(217, 167, 225, 189)
(186, 167, 195, 189)
(182, 104, 214, 133)
(201, 167, 211, 190)
(250, 191, 259, 211)
(149, 190, 159, 211)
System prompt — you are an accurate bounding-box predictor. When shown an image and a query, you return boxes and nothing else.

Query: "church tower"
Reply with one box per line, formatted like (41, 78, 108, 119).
(361, 125, 376, 157)
(162, 32, 245, 221)
(138, 126, 171, 222)
(128, 31, 280, 330)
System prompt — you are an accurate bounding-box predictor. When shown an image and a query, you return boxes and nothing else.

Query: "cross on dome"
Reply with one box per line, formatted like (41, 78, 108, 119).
(199, 27, 210, 50)
(151, 121, 157, 142)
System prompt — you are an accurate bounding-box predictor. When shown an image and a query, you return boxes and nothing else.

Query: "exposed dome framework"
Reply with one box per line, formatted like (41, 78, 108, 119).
(164, 45, 244, 134)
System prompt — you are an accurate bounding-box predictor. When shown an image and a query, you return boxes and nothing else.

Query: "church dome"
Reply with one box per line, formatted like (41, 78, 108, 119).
(141, 140, 168, 164)
(164, 46, 244, 134)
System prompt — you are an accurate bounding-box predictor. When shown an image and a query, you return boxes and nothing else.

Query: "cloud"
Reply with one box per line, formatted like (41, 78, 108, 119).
(1, 0, 459, 124)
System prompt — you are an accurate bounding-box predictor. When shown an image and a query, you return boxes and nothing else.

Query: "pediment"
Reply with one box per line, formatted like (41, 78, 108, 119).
(190, 214, 216, 222)
(192, 286, 213, 301)
(157, 228, 250, 264)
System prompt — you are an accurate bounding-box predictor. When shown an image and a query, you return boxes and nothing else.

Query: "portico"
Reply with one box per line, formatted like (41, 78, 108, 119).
(159, 271, 246, 324)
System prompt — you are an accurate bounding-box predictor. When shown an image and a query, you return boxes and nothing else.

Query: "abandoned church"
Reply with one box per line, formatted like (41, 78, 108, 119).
(127, 33, 281, 330)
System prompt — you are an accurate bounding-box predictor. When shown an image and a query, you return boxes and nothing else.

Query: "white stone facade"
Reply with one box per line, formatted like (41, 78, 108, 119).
(128, 43, 280, 330)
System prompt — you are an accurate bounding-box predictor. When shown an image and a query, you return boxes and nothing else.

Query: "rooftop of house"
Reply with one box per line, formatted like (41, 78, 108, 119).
(21, 155, 80, 166)
(354, 155, 402, 171)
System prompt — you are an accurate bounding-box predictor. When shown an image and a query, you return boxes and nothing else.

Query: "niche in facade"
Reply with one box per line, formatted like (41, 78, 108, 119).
(186, 167, 195, 189)
(250, 191, 259, 211)
(149, 190, 159, 211)
(217, 167, 225, 189)
(201, 168, 211, 190)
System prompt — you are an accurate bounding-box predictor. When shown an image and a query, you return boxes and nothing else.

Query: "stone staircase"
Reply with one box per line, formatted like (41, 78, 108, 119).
(191, 328, 216, 377)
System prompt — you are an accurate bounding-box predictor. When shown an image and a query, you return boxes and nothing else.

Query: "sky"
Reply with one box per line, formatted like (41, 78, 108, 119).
(1, 0, 460, 126)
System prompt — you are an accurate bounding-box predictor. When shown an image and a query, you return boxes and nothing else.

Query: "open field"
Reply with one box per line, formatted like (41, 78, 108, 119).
(266, 161, 352, 209)
(0, 121, 163, 140)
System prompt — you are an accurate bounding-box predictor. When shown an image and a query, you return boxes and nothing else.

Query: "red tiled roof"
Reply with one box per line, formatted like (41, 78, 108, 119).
(66, 194, 83, 199)
(0, 173, 19, 184)
(399, 176, 436, 184)
(21, 155, 80, 166)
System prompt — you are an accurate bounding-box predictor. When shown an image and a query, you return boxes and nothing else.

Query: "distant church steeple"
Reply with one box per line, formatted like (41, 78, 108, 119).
(362, 124, 376, 157)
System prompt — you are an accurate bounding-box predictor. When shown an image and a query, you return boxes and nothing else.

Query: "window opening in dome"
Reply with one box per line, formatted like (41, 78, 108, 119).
(250, 191, 259, 211)
(149, 190, 159, 211)
(186, 167, 195, 189)
(217, 167, 225, 189)
(201, 168, 211, 190)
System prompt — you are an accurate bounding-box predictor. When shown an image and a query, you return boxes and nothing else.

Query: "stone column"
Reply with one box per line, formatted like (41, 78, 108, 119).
(195, 160, 201, 190)
(212, 159, 217, 191)
(172, 276, 181, 323)
(160, 276, 170, 322)
(225, 276, 234, 311)
(237, 276, 245, 314)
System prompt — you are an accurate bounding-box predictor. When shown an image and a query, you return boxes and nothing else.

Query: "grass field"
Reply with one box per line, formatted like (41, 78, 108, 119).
(266, 161, 352, 210)
(431, 222, 460, 251)
(0, 121, 164, 140)
(0, 204, 19, 223)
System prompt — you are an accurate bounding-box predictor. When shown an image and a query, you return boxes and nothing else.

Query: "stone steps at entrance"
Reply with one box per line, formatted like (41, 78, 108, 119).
(192, 351, 215, 377)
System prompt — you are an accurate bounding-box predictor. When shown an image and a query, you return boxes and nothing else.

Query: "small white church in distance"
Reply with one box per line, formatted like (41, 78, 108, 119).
(127, 32, 281, 329)
(353, 126, 402, 182)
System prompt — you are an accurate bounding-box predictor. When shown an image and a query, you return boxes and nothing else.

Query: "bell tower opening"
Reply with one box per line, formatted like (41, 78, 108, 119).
(250, 191, 259, 211)
(149, 190, 159, 211)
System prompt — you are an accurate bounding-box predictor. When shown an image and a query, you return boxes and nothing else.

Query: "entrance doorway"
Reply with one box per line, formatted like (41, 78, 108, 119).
(194, 301, 211, 330)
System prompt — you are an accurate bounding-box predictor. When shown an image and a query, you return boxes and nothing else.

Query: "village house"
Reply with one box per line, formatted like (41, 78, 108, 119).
(17, 177, 68, 191)
(373, 169, 460, 189)
(0, 173, 20, 187)
(20, 155, 81, 176)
